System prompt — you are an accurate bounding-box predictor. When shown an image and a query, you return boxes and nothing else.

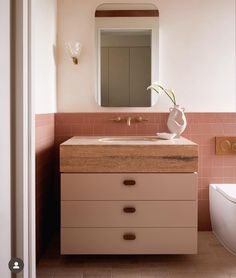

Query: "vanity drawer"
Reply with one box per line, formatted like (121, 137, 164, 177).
(61, 173, 197, 201)
(61, 201, 197, 228)
(61, 227, 197, 254)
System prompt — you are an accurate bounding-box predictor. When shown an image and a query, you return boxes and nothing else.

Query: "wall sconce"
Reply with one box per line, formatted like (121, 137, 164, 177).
(65, 42, 82, 65)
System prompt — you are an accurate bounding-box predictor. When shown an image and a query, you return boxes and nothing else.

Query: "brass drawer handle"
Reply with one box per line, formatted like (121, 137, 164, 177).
(123, 233, 136, 240)
(123, 180, 136, 186)
(123, 206, 136, 213)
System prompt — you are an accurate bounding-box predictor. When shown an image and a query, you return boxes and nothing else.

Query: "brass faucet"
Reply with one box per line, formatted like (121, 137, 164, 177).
(126, 117, 132, 126)
(109, 116, 148, 126)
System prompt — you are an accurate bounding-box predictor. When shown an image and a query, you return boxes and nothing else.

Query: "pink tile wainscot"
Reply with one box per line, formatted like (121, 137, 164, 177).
(36, 114, 55, 261)
(35, 111, 236, 257)
(55, 112, 236, 231)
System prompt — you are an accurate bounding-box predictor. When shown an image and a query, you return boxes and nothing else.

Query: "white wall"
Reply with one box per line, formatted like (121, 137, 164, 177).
(0, 0, 11, 276)
(57, 0, 235, 112)
(32, 0, 57, 114)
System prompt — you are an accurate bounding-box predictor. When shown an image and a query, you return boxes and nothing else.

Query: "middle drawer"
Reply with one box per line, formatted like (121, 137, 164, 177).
(61, 201, 197, 228)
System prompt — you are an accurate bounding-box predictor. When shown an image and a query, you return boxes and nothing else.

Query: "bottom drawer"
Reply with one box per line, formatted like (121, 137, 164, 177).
(61, 227, 197, 254)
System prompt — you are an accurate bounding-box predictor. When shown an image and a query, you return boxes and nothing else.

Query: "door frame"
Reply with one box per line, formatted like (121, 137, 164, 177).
(0, 0, 12, 277)
(13, 0, 36, 277)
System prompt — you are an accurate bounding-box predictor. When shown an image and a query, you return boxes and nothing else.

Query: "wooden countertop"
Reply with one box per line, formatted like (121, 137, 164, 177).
(61, 136, 197, 146)
(60, 136, 198, 173)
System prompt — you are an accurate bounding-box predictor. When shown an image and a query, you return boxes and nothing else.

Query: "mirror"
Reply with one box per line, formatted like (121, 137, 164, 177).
(95, 6, 159, 107)
(101, 30, 151, 107)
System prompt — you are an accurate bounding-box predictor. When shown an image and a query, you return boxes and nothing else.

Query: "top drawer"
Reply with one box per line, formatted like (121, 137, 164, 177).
(61, 173, 197, 201)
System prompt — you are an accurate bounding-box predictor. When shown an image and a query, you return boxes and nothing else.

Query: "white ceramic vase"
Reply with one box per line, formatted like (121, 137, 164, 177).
(167, 105, 187, 138)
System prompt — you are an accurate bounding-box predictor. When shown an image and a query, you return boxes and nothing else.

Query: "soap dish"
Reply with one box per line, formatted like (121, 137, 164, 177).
(156, 132, 176, 140)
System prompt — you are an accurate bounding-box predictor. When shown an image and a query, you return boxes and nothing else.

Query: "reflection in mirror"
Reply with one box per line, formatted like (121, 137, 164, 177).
(95, 5, 159, 108)
(101, 30, 151, 107)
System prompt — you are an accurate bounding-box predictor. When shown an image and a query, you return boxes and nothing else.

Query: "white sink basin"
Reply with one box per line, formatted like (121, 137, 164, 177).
(98, 136, 160, 143)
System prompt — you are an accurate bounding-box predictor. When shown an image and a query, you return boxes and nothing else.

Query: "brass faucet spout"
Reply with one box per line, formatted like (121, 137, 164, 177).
(127, 117, 132, 126)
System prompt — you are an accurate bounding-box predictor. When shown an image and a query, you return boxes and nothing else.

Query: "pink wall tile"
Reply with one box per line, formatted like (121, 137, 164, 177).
(35, 113, 55, 262)
(36, 112, 236, 240)
(198, 200, 211, 230)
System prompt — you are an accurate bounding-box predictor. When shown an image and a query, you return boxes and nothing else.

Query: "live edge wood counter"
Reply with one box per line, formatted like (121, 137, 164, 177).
(60, 136, 198, 173)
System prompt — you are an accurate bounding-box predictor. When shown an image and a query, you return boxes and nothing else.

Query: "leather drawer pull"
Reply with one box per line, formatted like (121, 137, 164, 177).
(123, 180, 136, 186)
(123, 206, 136, 213)
(123, 233, 136, 240)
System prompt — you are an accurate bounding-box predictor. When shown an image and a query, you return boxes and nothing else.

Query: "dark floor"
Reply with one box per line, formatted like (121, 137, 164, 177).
(37, 232, 236, 278)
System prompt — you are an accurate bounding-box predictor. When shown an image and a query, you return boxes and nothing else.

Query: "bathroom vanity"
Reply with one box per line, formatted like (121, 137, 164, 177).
(60, 136, 198, 254)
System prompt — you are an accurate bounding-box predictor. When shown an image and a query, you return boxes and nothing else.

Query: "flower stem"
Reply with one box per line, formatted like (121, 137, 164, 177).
(156, 85, 176, 105)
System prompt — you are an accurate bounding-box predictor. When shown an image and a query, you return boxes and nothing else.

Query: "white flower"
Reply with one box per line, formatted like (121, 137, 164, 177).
(147, 83, 176, 105)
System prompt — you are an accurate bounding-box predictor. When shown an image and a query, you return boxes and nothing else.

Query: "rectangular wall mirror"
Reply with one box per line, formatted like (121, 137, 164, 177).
(95, 9, 159, 107)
